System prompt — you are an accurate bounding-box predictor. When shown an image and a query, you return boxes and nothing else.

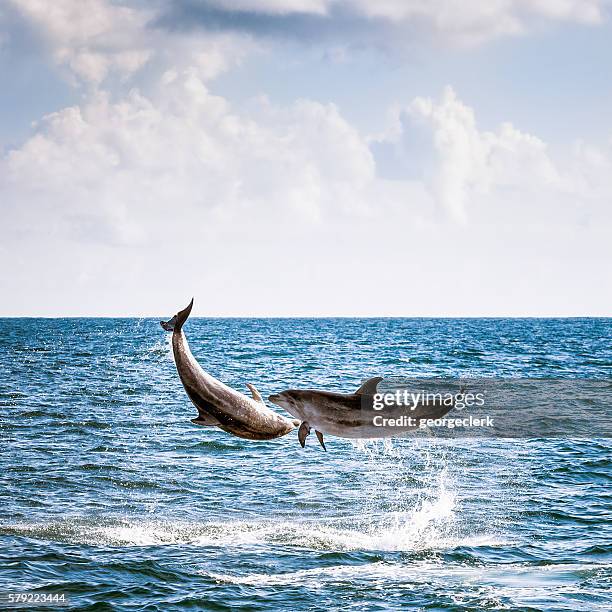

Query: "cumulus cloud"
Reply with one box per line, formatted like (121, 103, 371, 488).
(0, 68, 378, 246)
(3, 71, 607, 254)
(5, 0, 259, 84)
(372, 87, 562, 219)
(6, 0, 152, 83)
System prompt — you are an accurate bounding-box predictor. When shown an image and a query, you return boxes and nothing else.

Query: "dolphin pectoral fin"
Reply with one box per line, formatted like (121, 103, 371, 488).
(246, 383, 264, 404)
(191, 417, 217, 427)
(298, 422, 311, 448)
(355, 376, 383, 395)
(315, 430, 327, 451)
(190, 405, 221, 426)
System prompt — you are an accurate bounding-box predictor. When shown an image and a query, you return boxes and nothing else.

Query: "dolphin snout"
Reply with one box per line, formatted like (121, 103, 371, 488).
(268, 393, 282, 404)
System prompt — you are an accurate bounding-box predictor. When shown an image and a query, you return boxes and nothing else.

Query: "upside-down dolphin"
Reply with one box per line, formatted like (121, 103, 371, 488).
(161, 299, 297, 440)
(269, 377, 457, 450)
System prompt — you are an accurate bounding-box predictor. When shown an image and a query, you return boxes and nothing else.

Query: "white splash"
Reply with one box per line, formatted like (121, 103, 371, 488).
(2, 474, 502, 553)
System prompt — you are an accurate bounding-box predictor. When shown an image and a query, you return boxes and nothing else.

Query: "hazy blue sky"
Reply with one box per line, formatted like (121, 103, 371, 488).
(1, 0, 611, 316)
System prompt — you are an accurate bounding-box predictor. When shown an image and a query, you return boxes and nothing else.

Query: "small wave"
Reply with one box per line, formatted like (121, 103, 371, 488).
(0, 486, 500, 553)
(1, 516, 499, 552)
(207, 562, 397, 586)
(0, 391, 28, 399)
(205, 554, 508, 587)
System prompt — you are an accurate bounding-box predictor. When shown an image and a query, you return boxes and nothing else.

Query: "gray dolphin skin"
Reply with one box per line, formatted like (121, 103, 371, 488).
(269, 377, 456, 450)
(161, 299, 297, 440)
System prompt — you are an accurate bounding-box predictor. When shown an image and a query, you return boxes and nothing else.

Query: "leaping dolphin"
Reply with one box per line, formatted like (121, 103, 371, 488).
(161, 299, 297, 440)
(269, 377, 456, 450)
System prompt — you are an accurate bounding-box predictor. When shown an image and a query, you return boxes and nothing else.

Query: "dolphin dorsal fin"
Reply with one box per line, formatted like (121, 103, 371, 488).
(246, 383, 264, 404)
(355, 376, 383, 395)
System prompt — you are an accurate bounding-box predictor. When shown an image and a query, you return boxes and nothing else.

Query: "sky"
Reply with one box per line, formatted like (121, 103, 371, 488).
(0, 0, 611, 317)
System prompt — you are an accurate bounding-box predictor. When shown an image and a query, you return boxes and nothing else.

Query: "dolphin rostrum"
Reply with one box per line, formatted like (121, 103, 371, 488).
(161, 299, 297, 440)
(269, 377, 457, 450)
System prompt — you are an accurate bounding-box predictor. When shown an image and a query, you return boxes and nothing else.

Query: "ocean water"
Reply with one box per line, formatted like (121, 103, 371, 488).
(1, 317, 611, 611)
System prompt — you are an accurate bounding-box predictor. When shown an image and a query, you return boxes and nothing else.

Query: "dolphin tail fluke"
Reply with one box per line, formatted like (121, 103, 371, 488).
(161, 298, 194, 332)
(315, 430, 326, 451)
(298, 421, 311, 448)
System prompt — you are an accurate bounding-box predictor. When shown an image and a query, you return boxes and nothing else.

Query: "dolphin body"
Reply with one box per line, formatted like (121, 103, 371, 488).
(161, 300, 297, 440)
(269, 377, 456, 450)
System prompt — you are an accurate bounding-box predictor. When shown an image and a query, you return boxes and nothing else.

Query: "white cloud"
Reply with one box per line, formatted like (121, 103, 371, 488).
(178, 0, 607, 27)
(159, 0, 607, 45)
(4, 0, 608, 89)
(348, 0, 604, 27)
(8, 0, 152, 83)
(360, 0, 605, 44)
(517, 0, 603, 23)
(4, 75, 608, 256)
(207, 0, 329, 15)
(6, 0, 259, 84)
(1, 68, 378, 246)
(372, 87, 565, 219)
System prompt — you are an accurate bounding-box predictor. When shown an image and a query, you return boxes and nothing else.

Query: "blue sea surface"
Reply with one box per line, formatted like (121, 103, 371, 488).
(1, 318, 611, 611)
